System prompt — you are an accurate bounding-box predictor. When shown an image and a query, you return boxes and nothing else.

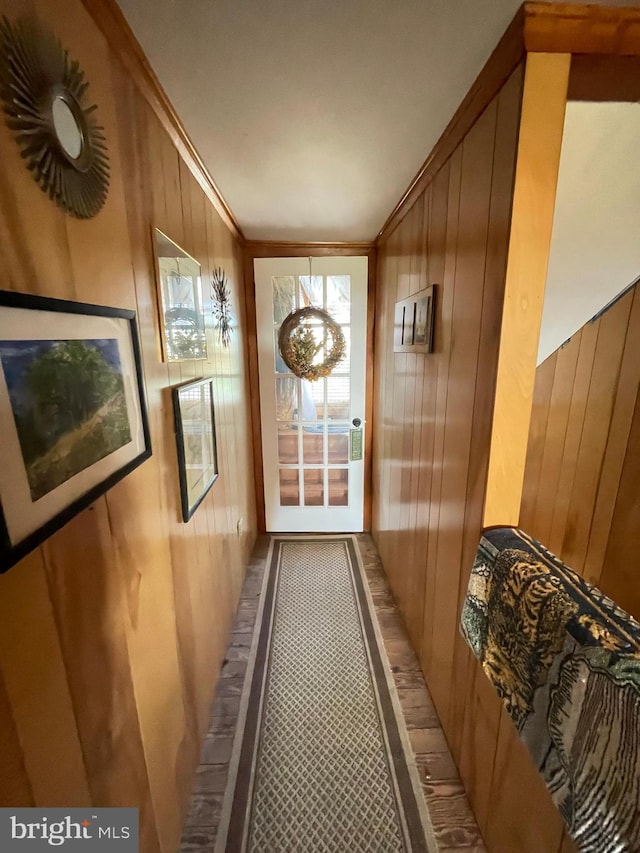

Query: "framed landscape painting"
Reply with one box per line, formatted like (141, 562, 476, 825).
(172, 377, 218, 522)
(0, 290, 152, 572)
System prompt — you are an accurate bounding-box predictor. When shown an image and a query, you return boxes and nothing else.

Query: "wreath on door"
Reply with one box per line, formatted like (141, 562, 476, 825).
(278, 306, 346, 382)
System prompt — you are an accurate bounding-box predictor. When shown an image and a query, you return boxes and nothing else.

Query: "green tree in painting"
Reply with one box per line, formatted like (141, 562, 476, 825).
(25, 341, 121, 445)
(5, 339, 132, 500)
(15, 341, 124, 467)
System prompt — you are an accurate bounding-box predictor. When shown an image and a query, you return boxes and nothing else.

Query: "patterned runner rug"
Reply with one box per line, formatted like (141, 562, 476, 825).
(215, 536, 437, 852)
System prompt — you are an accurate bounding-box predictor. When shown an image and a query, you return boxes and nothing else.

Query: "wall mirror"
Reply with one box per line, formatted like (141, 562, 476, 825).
(0, 16, 110, 218)
(154, 229, 208, 362)
(51, 93, 85, 162)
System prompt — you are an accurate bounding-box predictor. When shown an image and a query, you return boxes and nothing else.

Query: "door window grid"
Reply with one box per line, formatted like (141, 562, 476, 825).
(273, 274, 351, 508)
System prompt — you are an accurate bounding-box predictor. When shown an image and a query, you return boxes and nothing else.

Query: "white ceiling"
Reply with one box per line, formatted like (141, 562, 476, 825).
(116, 0, 637, 242)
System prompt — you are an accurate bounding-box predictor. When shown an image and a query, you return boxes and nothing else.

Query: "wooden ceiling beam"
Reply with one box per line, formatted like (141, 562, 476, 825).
(524, 2, 640, 55)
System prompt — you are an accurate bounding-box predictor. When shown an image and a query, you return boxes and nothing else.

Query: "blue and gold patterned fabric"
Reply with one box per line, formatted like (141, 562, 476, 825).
(461, 527, 640, 853)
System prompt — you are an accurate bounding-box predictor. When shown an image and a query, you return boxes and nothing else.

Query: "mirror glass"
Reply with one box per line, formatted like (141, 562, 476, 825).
(52, 96, 83, 160)
(155, 229, 208, 362)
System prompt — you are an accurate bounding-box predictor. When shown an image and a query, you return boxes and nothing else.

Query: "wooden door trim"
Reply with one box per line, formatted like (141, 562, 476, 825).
(81, 0, 243, 240)
(245, 244, 377, 533)
(245, 241, 374, 257)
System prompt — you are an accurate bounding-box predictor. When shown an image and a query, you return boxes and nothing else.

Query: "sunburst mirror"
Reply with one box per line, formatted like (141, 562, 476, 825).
(0, 16, 110, 218)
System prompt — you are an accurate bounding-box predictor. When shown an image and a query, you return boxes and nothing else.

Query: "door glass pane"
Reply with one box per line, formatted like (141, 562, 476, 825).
(304, 469, 324, 506)
(273, 276, 296, 324)
(276, 377, 297, 421)
(302, 379, 324, 421)
(274, 329, 290, 373)
(327, 375, 350, 421)
(299, 275, 323, 307)
(326, 275, 350, 323)
(328, 430, 349, 464)
(278, 424, 298, 464)
(279, 469, 299, 506)
(303, 429, 324, 464)
(332, 326, 350, 373)
(328, 469, 349, 506)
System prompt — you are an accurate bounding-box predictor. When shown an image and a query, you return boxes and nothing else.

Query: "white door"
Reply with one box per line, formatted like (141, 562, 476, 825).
(255, 256, 368, 532)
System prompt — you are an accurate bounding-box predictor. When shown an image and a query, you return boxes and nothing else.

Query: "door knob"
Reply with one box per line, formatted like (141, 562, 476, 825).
(352, 417, 362, 428)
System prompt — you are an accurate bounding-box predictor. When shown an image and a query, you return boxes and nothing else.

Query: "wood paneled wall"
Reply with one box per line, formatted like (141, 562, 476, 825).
(372, 61, 576, 852)
(521, 280, 640, 620)
(0, 1, 257, 850)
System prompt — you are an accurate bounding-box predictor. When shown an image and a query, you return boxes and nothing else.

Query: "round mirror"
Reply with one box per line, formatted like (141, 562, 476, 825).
(51, 96, 83, 160)
(1, 17, 110, 217)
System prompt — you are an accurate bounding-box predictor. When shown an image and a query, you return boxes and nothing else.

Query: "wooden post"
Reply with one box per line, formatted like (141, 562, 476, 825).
(483, 52, 571, 528)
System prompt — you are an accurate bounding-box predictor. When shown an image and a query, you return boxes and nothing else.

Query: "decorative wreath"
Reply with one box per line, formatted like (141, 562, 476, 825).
(278, 306, 346, 382)
(211, 267, 232, 348)
(0, 16, 110, 218)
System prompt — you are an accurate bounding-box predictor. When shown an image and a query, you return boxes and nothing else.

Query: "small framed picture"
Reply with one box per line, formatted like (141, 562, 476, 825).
(154, 228, 207, 362)
(0, 289, 152, 572)
(393, 285, 436, 354)
(172, 377, 218, 521)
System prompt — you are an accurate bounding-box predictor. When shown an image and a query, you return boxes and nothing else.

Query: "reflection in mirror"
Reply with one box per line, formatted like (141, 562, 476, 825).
(155, 229, 207, 361)
(51, 96, 83, 160)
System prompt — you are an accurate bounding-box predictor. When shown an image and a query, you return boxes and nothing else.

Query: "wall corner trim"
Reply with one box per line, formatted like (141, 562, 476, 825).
(483, 51, 571, 528)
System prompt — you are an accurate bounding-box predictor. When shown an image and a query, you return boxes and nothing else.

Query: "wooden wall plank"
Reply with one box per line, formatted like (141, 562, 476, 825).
(521, 281, 640, 618)
(518, 354, 556, 528)
(584, 289, 640, 588)
(409, 189, 439, 658)
(421, 156, 459, 681)
(0, 550, 90, 807)
(547, 321, 599, 556)
(559, 828, 580, 853)
(458, 659, 503, 836)
(43, 504, 161, 852)
(428, 101, 497, 731)
(596, 390, 640, 619)
(0, 671, 33, 807)
(561, 290, 633, 571)
(527, 335, 580, 544)
(455, 65, 525, 816)
(484, 710, 565, 853)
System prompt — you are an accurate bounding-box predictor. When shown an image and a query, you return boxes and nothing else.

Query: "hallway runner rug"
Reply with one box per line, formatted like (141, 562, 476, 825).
(215, 536, 437, 852)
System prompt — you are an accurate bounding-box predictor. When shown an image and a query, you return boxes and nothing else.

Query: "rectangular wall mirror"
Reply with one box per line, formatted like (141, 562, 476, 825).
(154, 228, 207, 362)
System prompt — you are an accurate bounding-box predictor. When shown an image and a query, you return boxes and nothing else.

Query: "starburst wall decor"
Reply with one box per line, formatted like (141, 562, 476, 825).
(0, 16, 110, 219)
(211, 267, 232, 348)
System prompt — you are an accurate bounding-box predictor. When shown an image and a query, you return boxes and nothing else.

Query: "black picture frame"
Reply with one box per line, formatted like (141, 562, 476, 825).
(0, 289, 152, 573)
(172, 377, 219, 522)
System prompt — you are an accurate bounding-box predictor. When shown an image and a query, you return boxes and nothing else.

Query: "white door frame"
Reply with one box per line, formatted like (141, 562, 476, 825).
(254, 256, 368, 532)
